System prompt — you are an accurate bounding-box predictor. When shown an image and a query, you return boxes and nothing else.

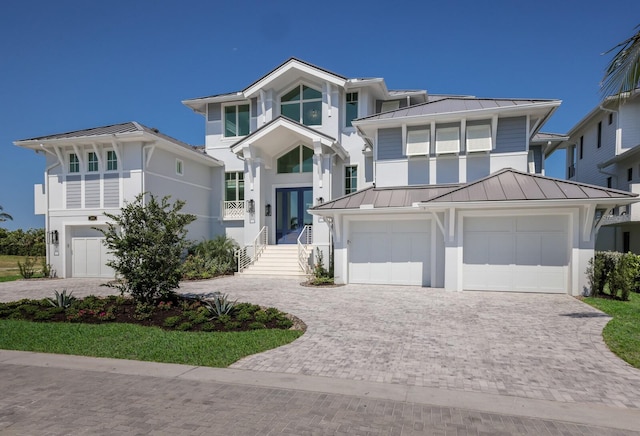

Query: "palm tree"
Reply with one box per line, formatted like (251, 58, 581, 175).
(0, 205, 12, 222)
(601, 24, 640, 99)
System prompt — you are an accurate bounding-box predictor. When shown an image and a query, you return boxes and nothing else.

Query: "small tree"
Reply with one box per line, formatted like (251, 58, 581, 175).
(98, 194, 196, 304)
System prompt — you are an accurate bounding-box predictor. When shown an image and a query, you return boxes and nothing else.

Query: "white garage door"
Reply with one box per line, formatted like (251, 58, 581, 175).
(72, 237, 114, 278)
(349, 220, 430, 286)
(463, 215, 569, 293)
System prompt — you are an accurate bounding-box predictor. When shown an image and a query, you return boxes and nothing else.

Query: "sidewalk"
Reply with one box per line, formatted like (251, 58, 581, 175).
(0, 350, 638, 435)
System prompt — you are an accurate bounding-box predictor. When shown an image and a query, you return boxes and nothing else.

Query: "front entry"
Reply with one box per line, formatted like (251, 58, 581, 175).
(276, 187, 313, 244)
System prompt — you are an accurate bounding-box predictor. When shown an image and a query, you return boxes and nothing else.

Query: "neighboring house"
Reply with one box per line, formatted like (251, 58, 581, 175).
(15, 58, 639, 295)
(14, 122, 224, 278)
(548, 91, 640, 253)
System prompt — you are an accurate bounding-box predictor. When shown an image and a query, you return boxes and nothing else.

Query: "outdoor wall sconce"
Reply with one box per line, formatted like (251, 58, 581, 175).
(248, 199, 255, 214)
(49, 230, 59, 245)
(316, 197, 324, 204)
(265, 204, 271, 216)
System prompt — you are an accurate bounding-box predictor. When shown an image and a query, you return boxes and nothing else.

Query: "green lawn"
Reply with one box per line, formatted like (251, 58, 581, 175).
(583, 292, 640, 368)
(0, 255, 45, 282)
(0, 320, 303, 367)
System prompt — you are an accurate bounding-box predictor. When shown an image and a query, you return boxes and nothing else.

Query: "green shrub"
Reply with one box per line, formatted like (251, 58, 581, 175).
(47, 290, 76, 309)
(163, 316, 182, 328)
(18, 256, 38, 279)
(176, 322, 193, 331)
(248, 322, 265, 330)
(133, 303, 154, 321)
(33, 311, 54, 321)
(276, 318, 293, 329)
(202, 293, 237, 319)
(182, 236, 240, 279)
(254, 310, 269, 324)
(587, 251, 640, 300)
(201, 322, 216, 332)
(223, 321, 242, 331)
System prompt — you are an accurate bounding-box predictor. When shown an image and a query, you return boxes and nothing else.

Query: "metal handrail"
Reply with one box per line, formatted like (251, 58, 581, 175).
(236, 226, 268, 272)
(297, 225, 313, 275)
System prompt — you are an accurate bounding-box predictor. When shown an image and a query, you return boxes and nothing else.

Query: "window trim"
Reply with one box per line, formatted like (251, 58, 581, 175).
(345, 165, 358, 195)
(345, 91, 359, 128)
(222, 102, 251, 138)
(279, 83, 323, 126)
(105, 150, 118, 172)
(69, 153, 80, 173)
(176, 159, 184, 176)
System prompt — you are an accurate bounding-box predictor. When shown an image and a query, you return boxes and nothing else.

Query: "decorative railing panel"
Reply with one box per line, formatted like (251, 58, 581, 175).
(223, 201, 245, 220)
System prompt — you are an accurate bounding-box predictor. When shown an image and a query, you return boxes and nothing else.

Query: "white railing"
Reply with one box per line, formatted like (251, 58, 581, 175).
(236, 226, 268, 273)
(223, 200, 245, 220)
(297, 225, 313, 275)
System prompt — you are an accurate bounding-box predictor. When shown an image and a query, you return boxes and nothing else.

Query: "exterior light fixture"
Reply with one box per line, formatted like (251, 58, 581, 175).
(265, 204, 271, 216)
(49, 230, 59, 245)
(248, 199, 255, 214)
(316, 197, 324, 204)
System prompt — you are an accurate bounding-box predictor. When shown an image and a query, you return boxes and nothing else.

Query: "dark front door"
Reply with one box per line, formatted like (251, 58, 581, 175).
(276, 187, 313, 244)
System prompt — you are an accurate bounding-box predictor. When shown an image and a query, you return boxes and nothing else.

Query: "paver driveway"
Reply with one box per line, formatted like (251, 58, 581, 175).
(1, 275, 640, 409)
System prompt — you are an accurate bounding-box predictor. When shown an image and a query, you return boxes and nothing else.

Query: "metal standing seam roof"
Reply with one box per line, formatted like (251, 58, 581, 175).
(16, 122, 219, 162)
(355, 97, 560, 122)
(312, 168, 637, 211)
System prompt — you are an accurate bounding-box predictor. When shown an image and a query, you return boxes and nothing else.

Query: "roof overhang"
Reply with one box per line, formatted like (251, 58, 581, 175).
(598, 144, 640, 168)
(182, 92, 245, 115)
(230, 117, 347, 160)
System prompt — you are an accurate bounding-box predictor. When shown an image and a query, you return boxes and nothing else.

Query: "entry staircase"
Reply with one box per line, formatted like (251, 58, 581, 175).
(236, 226, 313, 277)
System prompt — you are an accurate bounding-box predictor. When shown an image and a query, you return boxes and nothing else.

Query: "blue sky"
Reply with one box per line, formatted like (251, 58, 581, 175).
(1, 0, 639, 231)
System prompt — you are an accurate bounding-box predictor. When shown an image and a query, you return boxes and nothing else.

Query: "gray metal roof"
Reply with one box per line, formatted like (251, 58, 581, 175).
(314, 184, 462, 210)
(356, 97, 560, 121)
(531, 132, 569, 142)
(313, 168, 636, 211)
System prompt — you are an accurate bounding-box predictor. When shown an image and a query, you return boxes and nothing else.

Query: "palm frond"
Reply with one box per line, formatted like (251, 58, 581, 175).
(601, 24, 640, 100)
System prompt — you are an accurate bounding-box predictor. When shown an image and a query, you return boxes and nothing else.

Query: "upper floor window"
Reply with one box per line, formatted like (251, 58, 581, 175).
(277, 145, 313, 173)
(87, 152, 99, 172)
(406, 128, 430, 156)
(345, 165, 358, 194)
(609, 113, 614, 125)
(281, 85, 322, 126)
(224, 104, 250, 137)
(345, 92, 358, 127)
(628, 167, 633, 181)
(176, 159, 184, 176)
(466, 124, 492, 152)
(380, 100, 400, 112)
(106, 150, 118, 171)
(435, 126, 460, 154)
(225, 172, 244, 201)
(579, 136, 584, 159)
(69, 153, 80, 173)
(597, 122, 602, 148)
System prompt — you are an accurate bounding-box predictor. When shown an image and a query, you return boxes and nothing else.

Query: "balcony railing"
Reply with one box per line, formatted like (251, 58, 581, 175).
(222, 200, 245, 220)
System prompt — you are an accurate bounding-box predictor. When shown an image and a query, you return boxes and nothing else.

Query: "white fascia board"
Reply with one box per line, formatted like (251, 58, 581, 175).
(352, 101, 561, 129)
(14, 132, 149, 149)
(142, 133, 223, 167)
(244, 61, 346, 97)
(309, 205, 420, 217)
(416, 198, 639, 210)
(182, 92, 245, 114)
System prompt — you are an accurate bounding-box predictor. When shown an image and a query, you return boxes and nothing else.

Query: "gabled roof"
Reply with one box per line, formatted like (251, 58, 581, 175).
(354, 97, 561, 122)
(14, 122, 222, 166)
(312, 168, 636, 212)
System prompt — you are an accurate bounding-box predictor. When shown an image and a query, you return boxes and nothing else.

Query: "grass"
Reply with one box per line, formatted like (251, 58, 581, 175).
(583, 292, 640, 368)
(0, 254, 45, 282)
(0, 319, 303, 367)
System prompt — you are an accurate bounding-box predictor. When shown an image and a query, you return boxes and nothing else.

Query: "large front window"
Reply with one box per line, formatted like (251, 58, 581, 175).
(225, 172, 244, 201)
(224, 104, 250, 137)
(277, 145, 314, 173)
(281, 84, 322, 126)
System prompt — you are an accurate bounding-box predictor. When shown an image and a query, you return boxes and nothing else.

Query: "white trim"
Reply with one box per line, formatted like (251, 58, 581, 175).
(145, 170, 211, 191)
(221, 101, 251, 138)
(278, 82, 323, 126)
(270, 183, 313, 244)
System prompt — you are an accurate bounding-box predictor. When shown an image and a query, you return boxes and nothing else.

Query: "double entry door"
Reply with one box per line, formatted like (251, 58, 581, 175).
(275, 187, 313, 244)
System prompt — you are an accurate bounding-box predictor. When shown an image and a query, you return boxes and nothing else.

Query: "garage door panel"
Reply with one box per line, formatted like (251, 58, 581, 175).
(465, 216, 513, 232)
(464, 216, 569, 294)
(349, 220, 430, 286)
(72, 237, 114, 278)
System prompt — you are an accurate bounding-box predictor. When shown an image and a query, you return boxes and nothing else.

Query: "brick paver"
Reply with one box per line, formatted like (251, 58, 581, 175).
(0, 363, 635, 435)
(2, 276, 640, 410)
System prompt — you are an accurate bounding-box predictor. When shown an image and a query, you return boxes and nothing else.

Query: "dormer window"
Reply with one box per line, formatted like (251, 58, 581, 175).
(466, 124, 492, 152)
(435, 126, 460, 154)
(406, 128, 430, 156)
(281, 84, 322, 126)
(224, 104, 250, 137)
(380, 101, 400, 112)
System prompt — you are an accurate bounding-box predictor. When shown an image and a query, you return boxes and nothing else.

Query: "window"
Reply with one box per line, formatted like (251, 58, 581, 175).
(225, 172, 244, 201)
(345, 92, 358, 127)
(176, 159, 183, 176)
(466, 124, 492, 152)
(106, 150, 118, 171)
(628, 167, 633, 181)
(609, 113, 613, 125)
(607, 177, 612, 188)
(624, 231, 630, 253)
(345, 166, 357, 194)
(597, 122, 602, 148)
(87, 152, 99, 172)
(380, 101, 400, 112)
(579, 136, 584, 159)
(406, 128, 430, 156)
(69, 153, 79, 173)
(435, 126, 460, 154)
(277, 145, 313, 173)
(281, 84, 322, 126)
(224, 104, 250, 137)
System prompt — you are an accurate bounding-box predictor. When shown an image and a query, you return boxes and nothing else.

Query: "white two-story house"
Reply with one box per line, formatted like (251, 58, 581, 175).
(15, 58, 639, 295)
(549, 90, 640, 253)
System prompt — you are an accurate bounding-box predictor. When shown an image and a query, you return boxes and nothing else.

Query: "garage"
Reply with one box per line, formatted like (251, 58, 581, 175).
(72, 237, 114, 278)
(463, 215, 569, 293)
(349, 220, 430, 286)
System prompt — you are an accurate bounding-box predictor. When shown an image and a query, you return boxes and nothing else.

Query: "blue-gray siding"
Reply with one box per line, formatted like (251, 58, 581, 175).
(377, 128, 403, 160)
(104, 173, 119, 207)
(66, 175, 81, 208)
(85, 175, 100, 208)
(207, 103, 221, 122)
(495, 116, 526, 153)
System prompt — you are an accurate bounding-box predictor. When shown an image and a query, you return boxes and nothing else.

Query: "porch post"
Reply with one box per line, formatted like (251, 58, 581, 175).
(243, 156, 263, 246)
